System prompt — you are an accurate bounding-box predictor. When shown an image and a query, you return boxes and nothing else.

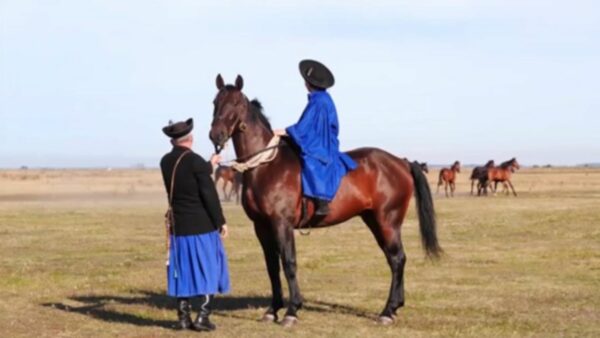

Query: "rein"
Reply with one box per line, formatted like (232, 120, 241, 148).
(221, 135, 283, 173)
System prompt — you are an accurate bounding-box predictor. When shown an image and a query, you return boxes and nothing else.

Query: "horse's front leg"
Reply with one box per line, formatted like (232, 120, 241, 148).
(254, 222, 284, 322)
(275, 221, 303, 327)
(507, 180, 517, 196)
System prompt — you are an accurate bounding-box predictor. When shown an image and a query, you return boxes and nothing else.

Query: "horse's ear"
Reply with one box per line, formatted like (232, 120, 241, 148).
(235, 75, 244, 90)
(216, 74, 225, 90)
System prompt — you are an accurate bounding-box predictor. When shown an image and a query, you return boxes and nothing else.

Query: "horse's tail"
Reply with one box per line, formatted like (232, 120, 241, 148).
(470, 167, 478, 180)
(437, 169, 444, 185)
(410, 161, 442, 258)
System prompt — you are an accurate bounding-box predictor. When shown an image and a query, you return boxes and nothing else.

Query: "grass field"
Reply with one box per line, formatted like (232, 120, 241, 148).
(0, 168, 599, 337)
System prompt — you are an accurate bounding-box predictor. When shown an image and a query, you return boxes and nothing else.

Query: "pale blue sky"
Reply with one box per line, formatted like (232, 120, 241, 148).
(1, 0, 599, 168)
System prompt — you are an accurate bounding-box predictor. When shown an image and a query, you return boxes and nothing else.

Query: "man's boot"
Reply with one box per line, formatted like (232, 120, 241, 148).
(177, 298, 193, 330)
(314, 198, 330, 216)
(192, 295, 216, 332)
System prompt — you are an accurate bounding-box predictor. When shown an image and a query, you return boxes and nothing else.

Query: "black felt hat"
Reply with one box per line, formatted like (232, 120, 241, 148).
(162, 118, 193, 138)
(299, 59, 335, 89)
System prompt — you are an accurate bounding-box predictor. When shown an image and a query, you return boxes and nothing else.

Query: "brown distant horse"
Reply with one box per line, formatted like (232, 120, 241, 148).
(214, 165, 243, 203)
(437, 161, 461, 197)
(209, 75, 441, 327)
(470, 160, 495, 195)
(483, 158, 520, 196)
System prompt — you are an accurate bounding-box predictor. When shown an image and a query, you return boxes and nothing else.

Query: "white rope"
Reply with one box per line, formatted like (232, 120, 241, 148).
(230, 135, 281, 173)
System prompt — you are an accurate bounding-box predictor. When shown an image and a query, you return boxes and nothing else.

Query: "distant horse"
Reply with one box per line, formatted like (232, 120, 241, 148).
(209, 75, 441, 327)
(437, 161, 461, 197)
(470, 160, 495, 195)
(417, 161, 429, 174)
(214, 165, 243, 203)
(403, 159, 428, 174)
(483, 158, 520, 196)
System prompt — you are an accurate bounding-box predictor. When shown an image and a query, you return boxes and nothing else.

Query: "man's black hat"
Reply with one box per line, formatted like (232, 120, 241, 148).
(162, 118, 193, 138)
(299, 59, 335, 89)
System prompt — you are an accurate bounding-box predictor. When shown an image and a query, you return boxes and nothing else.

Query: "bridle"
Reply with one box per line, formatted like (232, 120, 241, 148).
(212, 95, 248, 154)
(212, 94, 285, 170)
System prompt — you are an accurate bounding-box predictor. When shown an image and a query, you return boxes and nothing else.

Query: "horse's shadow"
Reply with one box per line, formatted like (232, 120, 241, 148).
(41, 290, 372, 330)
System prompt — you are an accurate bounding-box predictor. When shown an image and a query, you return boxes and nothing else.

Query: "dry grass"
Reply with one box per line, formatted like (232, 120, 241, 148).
(0, 168, 599, 337)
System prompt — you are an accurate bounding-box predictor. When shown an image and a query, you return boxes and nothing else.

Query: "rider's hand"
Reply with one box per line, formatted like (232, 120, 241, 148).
(210, 154, 222, 166)
(274, 129, 287, 136)
(220, 224, 229, 238)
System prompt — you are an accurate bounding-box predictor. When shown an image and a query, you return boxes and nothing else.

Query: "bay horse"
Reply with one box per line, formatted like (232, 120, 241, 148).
(209, 75, 441, 327)
(436, 161, 461, 197)
(484, 158, 520, 196)
(214, 165, 243, 203)
(470, 160, 495, 195)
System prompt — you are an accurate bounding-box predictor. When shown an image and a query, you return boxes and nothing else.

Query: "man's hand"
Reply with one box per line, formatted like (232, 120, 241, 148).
(220, 224, 229, 238)
(210, 154, 222, 166)
(273, 129, 287, 137)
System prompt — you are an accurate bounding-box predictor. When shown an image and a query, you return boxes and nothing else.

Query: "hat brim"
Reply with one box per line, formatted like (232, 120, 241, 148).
(162, 118, 194, 138)
(299, 60, 335, 89)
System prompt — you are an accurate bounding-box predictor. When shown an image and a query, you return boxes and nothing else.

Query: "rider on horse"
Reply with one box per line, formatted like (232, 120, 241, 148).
(274, 60, 357, 216)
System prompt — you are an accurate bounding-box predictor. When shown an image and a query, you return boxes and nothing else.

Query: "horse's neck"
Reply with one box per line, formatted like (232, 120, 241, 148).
(230, 121, 273, 160)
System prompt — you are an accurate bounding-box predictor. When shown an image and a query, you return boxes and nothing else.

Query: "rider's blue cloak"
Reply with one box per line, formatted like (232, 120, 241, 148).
(286, 90, 357, 201)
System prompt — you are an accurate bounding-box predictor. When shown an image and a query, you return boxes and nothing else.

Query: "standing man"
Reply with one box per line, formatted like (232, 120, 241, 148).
(274, 59, 357, 216)
(160, 118, 230, 332)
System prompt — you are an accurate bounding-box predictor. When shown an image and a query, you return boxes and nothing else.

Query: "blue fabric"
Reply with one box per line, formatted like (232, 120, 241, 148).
(167, 231, 230, 297)
(286, 90, 357, 201)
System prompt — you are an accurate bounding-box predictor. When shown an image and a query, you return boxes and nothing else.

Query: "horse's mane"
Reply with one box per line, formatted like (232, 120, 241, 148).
(249, 98, 272, 131)
(485, 160, 494, 167)
(500, 158, 516, 168)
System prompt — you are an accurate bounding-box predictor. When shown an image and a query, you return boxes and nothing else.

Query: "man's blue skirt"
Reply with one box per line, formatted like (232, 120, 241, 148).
(167, 231, 230, 297)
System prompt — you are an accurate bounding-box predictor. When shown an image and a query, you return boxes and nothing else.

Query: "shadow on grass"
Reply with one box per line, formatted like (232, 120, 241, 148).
(41, 289, 373, 329)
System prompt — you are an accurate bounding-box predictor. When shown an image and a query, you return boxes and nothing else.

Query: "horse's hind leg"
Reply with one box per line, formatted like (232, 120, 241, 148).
(445, 182, 449, 197)
(254, 222, 284, 322)
(361, 209, 407, 325)
(222, 181, 229, 201)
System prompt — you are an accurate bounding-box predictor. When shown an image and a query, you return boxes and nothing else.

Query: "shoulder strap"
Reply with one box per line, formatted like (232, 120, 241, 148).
(168, 150, 191, 207)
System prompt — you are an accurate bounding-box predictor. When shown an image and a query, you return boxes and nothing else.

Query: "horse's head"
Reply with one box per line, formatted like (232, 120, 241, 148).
(209, 74, 249, 154)
(420, 162, 429, 174)
(453, 161, 461, 173)
(485, 160, 495, 168)
(511, 158, 520, 172)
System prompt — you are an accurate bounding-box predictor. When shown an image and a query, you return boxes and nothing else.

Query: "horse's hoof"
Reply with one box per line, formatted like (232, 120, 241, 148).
(260, 313, 277, 323)
(377, 315, 394, 326)
(280, 315, 298, 328)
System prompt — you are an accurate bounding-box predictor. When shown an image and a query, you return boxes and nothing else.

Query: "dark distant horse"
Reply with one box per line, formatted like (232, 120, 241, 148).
(417, 161, 429, 174)
(403, 159, 428, 174)
(214, 165, 243, 203)
(470, 160, 495, 195)
(482, 158, 520, 196)
(209, 75, 441, 327)
(437, 161, 461, 197)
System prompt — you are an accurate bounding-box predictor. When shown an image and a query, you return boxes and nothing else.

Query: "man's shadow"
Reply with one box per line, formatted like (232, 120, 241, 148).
(41, 289, 372, 330)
